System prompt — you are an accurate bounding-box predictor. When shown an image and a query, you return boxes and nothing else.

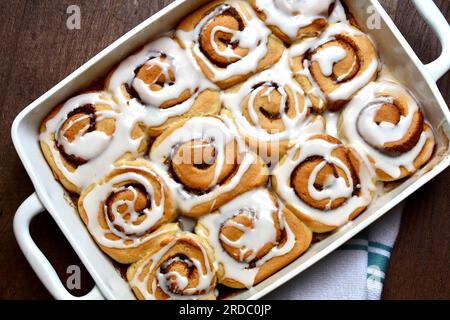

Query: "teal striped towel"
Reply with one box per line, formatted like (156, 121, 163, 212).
(265, 204, 403, 300)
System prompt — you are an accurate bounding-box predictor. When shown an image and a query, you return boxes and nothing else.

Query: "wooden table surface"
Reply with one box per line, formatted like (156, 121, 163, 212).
(0, 0, 449, 300)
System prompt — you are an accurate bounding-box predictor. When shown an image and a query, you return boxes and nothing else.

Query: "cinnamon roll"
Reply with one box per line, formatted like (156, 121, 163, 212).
(272, 134, 376, 233)
(176, 0, 285, 89)
(127, 229, 217, 300)
(106, 37, 221, 137)
(222, 50, 326, 163)
(40, 92, 148, 194)
(290, 23, 379, 112)
(196, 188, 312, 289)
(338, 81, 435, 181)
(78, 159, 177, 264)
(149, 116, 269, 218)
(250, 0, 348, 44)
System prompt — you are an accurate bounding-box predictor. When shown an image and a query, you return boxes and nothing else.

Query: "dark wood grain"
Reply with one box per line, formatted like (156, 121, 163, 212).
(0, 0, 448, 300)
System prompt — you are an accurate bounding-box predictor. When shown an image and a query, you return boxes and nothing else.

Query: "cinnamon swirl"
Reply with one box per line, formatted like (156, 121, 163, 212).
(290, 23, 379, 112)
(78, 159, 176, 264)
(106, 37, 221, 137)
(338, 81, 435, 181)
(272, 134, 376, 233)
(196, 188, 312, 289)
(176, 0, 285, 89)
(127, 229, 217, 300)
(40, 92, 148, 194)
(149, 116, 269, 218)
(222, 50, 326, 163)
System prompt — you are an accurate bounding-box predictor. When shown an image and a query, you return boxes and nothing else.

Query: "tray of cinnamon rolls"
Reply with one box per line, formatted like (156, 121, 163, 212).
(13, 0, 450, 300)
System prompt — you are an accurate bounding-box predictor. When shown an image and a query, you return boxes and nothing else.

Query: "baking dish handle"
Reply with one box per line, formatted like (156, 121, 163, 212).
(13, 193, 105, 300)
(412, 0, 450, 82)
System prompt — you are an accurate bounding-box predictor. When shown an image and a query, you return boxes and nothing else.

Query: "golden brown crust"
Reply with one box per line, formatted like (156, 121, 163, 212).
(110, 75, 221, 137)
(252, 208, 312, 284)
(374, 124, 435, 181)
(147, 89, 221, 137)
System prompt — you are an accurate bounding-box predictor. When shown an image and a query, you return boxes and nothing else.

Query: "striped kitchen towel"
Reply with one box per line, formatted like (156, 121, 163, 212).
(264, 203, 403, 300)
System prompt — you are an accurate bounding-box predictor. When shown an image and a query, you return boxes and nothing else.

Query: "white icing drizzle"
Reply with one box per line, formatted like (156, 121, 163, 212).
(327, 0, 348, 23)
(254, 0, 347, 40)
(176, 1, 272, 82)
(324, 111, 340, 138)
(289, 23, 379, 103)
(298, 115, 327, 139)
(328, 60, 378, 102)
(221, 51, 311, 142)
(57, 110, 116, 161)
(340, 81, 434, 179)
(311, 46, 347, 77)
(273, 137, 375, 227)
(129, 233, 216, 300)
(307, 159, 352, 201)
(81, 164, 169, 249)
(150, 117, 256, 213)
(210, 26, 243, 60)
(107, 37, 215, 127)
(197, 188, 296, 288)
(40, 92, 144, 191)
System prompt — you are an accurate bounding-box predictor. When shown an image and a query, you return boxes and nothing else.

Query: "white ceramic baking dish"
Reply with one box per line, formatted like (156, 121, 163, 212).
(11, 0, 450, 300)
